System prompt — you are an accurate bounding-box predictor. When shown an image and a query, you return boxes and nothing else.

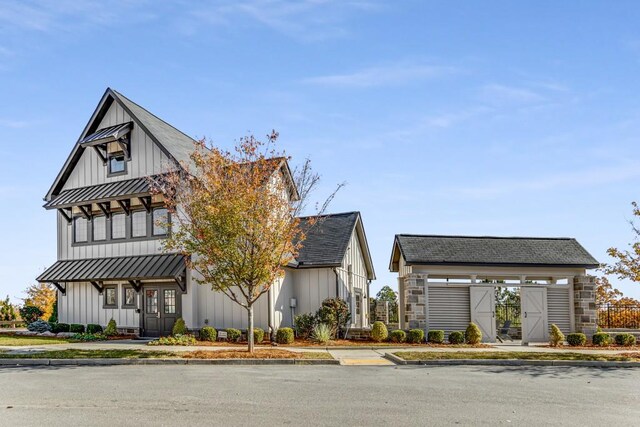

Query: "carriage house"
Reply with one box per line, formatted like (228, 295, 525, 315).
(37, 88, 375, 337)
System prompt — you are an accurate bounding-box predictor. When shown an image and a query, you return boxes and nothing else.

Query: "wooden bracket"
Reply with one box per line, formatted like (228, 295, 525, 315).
(97, 202, 111, 218)
(128, 280, 142, 293)
(116, 199, 131, 215)
(93, 145, 107, 165)
(58, 208, 72, 224)
(175, 275, 186, 293)
(51, 282, 66, 295)
(138, 196, 152, 213)
(79, 205, 92, 219)
(118, 135, 130, 160)
(90, 281, 104, 294)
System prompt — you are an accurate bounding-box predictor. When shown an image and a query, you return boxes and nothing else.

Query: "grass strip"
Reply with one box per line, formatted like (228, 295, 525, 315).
(0, 349, 174, 359)
(394, 351, 640, 362)
(0, 335, 72, 346)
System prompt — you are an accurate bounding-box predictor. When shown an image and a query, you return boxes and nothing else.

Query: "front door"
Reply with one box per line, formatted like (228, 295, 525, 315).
(142, 285, 181, 337)
(470, 286, 496, 343)
(354, 290, 363, 328)
(521, 287, 548, 344)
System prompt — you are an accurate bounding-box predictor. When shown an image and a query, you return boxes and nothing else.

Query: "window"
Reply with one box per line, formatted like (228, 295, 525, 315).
(111, 213, 126, 239)
(131, 210, 147, 238)
(122, 286, 136, 308)
(104, 286, 117, 308)
(164, 289, 176, 314)
(93, 215, 106, 241)
(74, 217, 88, 243)
(153, 208, 169, 236)
(145, 289, 158, 314)
(108, 154, 126, 175)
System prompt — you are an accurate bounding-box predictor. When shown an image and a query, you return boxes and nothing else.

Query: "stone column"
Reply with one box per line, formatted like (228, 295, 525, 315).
(403, 274, 426, 330)
(573, 275, 597, 338)
(375, 300, 389, 324)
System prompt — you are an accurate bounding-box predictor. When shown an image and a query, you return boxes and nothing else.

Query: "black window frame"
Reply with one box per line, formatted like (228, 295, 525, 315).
(130, 210, 148, 238)
(92, 214, 107, 242)
(73, 216, 89, 243)
(122, 285, 137, 309)
(107, 153, 127, 177)
(152, 207, 170, 236)
(110, 212, 127, 240)
(103, 285, 118, 309)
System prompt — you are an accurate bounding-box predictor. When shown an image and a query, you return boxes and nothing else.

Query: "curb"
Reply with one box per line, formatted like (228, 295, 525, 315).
(383, 353, 640, 368)
(0, 358, 339, 367)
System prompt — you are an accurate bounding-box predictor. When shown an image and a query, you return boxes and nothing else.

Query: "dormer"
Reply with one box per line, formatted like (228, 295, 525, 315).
(79, 122, 133, 177)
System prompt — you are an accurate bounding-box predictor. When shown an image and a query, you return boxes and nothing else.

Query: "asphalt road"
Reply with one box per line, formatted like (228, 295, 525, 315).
(0, 365, 638, 426)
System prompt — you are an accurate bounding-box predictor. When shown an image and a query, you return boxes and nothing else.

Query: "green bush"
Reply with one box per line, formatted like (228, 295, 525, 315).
(316, 298, 351, 339)
(407, 329, 425, 344)
(51, 323, 70, 334)
(311, 323, 331, 344)
(148, 334, 196, 346)
(448, 331, 465, 344)
(294, 313, 317, 339)
(427, 330, 445, 344)
(200, 326, 217, 342)
(87, 324, 103, 334)
(371, 321, 388, 342)
(276, 327, 294, 344)
(615, 333, 636, 346)
(465, 323, 482, 345)
(172, 318, 187, 336)
(19, 305, 43, 324)
(71, 333, 106, 342)
(566, 333, 587, 346)
(253, 328, 265, 344)
(389, 329, 406, 343)
(104, 319, 118, 337)
(69, 324, 84, 333)
(549, 324, 565, 347)
(27, 319, 52, 333)
(226, 328, 241, 342)
(592, 332, 612, 347)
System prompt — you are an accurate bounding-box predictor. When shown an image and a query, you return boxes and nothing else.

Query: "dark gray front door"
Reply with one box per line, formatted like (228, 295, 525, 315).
(142, 285, 181, 337)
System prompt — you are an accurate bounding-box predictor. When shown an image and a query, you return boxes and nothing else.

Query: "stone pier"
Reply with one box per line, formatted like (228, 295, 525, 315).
(573, 275, 597, 338)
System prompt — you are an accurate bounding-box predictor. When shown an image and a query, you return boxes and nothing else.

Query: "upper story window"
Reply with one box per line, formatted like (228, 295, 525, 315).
(153, 208, 169, 236)
(108, 153, 126, 176)
(93, 215, 107, 241)
(111, 213, 126, 239)
(131, 210, 147, 238)
(74, 217, 88, 243)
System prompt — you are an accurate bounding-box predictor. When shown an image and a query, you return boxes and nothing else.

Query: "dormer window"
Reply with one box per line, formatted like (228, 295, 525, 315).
(108, 153, 126, 175)
(78, 122, 132, 177)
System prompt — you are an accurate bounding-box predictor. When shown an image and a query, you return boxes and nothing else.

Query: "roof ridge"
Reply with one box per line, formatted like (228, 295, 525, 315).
(397, 234, 575, 241)
(297, 211, 360, 220)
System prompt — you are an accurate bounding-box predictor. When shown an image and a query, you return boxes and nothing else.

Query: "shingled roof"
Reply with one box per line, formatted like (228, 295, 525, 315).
(390, 234, 599, 271)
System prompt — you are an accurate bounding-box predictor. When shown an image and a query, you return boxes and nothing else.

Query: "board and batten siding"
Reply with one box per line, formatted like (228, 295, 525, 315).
(547, 286, 572, 335)
(292, 268, 336, 318)
(427, 286, 471, 336)
(58, 282, 139, 328)
(339, 225, 370, 326)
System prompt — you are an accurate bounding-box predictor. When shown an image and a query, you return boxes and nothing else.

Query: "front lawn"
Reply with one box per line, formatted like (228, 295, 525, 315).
(394, 351, 640, 362)
(0, 335, 72, 346)
(182, 349, 332, 359)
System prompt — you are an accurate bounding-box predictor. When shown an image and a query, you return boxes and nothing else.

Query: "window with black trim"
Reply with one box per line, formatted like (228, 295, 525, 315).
(108, 153, 126, 175)
(74, 217, 88, 243)
(131, 211, 147, 238)
(93, 215, 107, 241)
(153, 208, 169, 236)
(122, 286, 136, 309)
(111, 213, 126, 239)
(104, 286, 117, 308)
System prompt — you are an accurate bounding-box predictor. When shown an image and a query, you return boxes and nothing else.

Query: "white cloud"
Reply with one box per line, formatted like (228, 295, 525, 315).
(302, 63, 458, 87)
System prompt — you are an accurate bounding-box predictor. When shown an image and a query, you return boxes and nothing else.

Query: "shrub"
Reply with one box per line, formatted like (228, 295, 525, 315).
(148, 334, 196, 346)
(311, 323, 332, 344)
(615, 333, 636, 346)
(253, 328, 265, 344)
(592, 332, 611, 347)
(71, 333, 106, 342)
(465, 323, 482, 345)
(87, 324, 103, 334)
(294, 313, 317, 339)
(549, 324, 565, 347)
(276, 327, 294, 344)
(407, 329, 425, 344)
(51, 323, 70, 334)
(371, 321, 388, 342)
(226, 328, 241, 342)
(27, 319, 52, 333)
(389, 330, 406, 343)
(200, 326, 217, 342)
(172, 318, 187, 336)
(104, 319, 118, 337)
(566, 333, 587, 346)
(427, 330, 445, 344)
(448, 331, 465, 344)
(316, 298, 351, 339)
(19, 305, 43, 324)
(69, 324, 85, 333)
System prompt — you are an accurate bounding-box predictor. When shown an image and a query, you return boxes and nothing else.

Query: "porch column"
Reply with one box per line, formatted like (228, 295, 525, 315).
(573, 275, 597, 339)
(403, 274, 426, 330)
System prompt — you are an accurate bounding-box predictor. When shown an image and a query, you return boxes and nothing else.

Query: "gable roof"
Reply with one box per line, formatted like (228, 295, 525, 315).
(294, 211, 375, 279)
(45, 88, 197, 201)
(390, 234, 599, 271)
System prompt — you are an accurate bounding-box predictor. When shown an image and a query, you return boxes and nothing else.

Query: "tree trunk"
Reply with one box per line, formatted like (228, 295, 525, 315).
(247, 304, 254, 353)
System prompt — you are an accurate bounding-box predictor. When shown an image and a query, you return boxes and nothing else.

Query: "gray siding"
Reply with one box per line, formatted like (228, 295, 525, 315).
(58, 282, 140, 328)
(340, 227, 370, 326)
(292, 268, 336, 317)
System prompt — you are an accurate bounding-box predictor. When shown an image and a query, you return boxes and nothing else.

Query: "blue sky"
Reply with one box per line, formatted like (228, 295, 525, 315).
(1, 0, 640, 303)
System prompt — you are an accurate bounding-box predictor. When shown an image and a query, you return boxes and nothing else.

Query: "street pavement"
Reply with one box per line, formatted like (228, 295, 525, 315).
(0, 364, 638, 426)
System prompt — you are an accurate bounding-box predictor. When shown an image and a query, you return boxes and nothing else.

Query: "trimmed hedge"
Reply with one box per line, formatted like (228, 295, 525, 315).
(69, 324, 85, 333)
(567, 333, 587, 346)
(200, 326, 217, 342)
(427, 330, 445, 344)
(407, 329, 424, 344)
(615, 333, 636, 346)
(465, 323, 482, 345)
(389, 330, 406, 343)
(371, 321, 388, 342)
(592, 332, 611, 347)
(448, 331, 465, 344)
(226, 328, 241, 342)
(51, 323, 70, 334)
(253, 328, 265, 344)
(87, 324, 103, 334)
(276, 327, 294, 344)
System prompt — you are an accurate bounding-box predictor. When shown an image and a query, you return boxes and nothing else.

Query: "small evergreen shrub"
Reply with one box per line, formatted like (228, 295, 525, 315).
(104, 319, 118, 337)
(389, 329, 406, 343)
(566, 333, 587, 346)
(51, 323, 70, 334)
(311, 323, 331, 345)
(200, 326, 217, 342)
(172, 318, 187, 336)
(549, 324, 565, 347)
(615, 333, 636, 346)
(226, 328, 241, 342)
(371, 321, 388, 342)
(294, 313, 317, 339)
(427, 330, 445, 344)
(448, 331, 465, 344)
(276, 327, 294, 344)
(592, 332, 612, 347)
(316, 298, 351, 339)
(27, 319, 52, 333)
(69, 324, 84, 333)
(87, 324, 103, 334)
(253, 328, 265, 344)
(19, 305, 43, 324)
(148, 334, 196, 346)
(465, 322, 482, 345)
(407, 329, 425, 344)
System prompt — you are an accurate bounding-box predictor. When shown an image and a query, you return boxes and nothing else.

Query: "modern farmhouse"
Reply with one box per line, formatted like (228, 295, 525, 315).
(390, 235, 600, 343)
(37, 88, 375, 337)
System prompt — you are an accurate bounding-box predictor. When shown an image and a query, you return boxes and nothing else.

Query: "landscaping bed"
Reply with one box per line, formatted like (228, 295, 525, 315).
(393, 351, 640, 362)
